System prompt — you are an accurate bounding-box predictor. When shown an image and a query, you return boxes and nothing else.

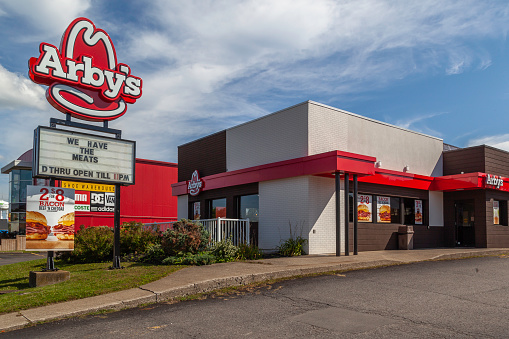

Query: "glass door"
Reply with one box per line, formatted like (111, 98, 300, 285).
(455, 200, 475, 247)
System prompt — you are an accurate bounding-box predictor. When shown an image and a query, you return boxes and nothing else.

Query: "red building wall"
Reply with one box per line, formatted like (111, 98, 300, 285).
(74, 158, 178, 228)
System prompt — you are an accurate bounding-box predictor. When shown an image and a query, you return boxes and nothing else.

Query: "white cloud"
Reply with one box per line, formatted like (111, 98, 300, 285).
(0, 0, 91, 41)
(102, 0, 509, 161)
(0, 64, 46, 110)
(468, 134, 509, 151)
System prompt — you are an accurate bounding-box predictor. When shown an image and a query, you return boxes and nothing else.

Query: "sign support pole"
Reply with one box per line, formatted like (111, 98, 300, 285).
(45, 178, 57, 271)
(112, 183, 122, 269)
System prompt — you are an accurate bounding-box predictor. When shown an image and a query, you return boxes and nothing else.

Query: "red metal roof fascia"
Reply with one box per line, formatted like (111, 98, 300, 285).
(429, 172, 483, 191)
(171, 150, 376, 196)
(358, 171, 434, 190)
(135, 158, 178, 167)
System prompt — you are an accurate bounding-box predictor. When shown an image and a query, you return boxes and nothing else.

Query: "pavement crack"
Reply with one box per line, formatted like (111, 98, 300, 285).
(19, 312, 32, 324)
(137, 286, 159, 302)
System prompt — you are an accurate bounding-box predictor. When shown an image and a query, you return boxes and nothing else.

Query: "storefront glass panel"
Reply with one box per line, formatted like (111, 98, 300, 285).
(390, 197, 400, 223)
(239, 195, 259, 222)
(403, 198, 415, 225)
(210, 198, 226, 218)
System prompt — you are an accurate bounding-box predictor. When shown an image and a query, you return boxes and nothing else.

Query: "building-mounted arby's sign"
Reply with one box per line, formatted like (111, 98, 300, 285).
(485, 174, 504, 189)
(187, 170, 204, 196)
(28, 17, 142, 121)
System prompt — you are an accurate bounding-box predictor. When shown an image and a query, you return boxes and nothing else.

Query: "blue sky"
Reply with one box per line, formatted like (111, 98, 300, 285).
(1, 0, 509, 199)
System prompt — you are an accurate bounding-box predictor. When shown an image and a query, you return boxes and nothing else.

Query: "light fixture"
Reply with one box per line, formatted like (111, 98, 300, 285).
(404, 165, 410, 172)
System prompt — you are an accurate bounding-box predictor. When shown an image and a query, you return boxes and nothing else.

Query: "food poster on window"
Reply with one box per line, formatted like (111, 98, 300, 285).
(357, 195, 372, 222)
(377, 196, 391, 223)
(215, 207, 226, 218)
(415, 200, 423, 225)
(493, 201, 500, 225)
(26, 185, 75, 251)
(193, 202, 201, 220)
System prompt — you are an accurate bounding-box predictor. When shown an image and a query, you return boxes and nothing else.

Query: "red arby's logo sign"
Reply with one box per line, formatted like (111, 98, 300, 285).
(187, 170, 203, 196)
(28, 17, 142, 121)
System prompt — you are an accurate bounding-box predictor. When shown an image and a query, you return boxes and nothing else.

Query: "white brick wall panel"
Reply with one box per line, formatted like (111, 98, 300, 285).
(308, 102, 443, 176)
(259, 176, 345, 254)
(226, 103, 309, 171)
(307, 176, 345, 254)
(259, 177, 311, 252)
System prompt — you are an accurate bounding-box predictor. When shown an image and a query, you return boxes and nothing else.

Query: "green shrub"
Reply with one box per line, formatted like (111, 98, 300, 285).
(57, 226, 113, 263)
(162, 253, 216, 266)
(236, 243, 263, 260)
(277, 236, 307, 257)
(161, 219, 210, 256)
(209, 238, 238, 263)
(141, 243, 166, 264)
(121, 221, 161, 254)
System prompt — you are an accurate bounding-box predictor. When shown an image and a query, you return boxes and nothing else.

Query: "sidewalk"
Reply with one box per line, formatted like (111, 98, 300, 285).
(1, 247, 508, 332)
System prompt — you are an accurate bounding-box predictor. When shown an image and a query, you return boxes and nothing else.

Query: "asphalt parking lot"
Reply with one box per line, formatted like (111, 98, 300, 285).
(0, 252, 45, 266)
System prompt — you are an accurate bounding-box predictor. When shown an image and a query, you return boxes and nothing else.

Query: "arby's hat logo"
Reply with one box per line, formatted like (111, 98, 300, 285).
(187, 170, 203, 196)
(28, 17, 142, 121)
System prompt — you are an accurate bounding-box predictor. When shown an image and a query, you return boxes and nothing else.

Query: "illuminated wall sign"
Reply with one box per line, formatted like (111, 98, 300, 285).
(62, 181, 115, 192)
(486, 174, 504, 189)
(28, 17, 142, 121)
(34, 126, 135, 185)
(187, 170, 203, 196)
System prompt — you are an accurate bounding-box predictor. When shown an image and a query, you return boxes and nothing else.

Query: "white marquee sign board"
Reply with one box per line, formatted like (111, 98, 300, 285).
(34, 127, 135, 185)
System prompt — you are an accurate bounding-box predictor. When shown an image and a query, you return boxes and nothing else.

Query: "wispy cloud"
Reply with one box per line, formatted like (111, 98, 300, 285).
(468, 134, 509, 151)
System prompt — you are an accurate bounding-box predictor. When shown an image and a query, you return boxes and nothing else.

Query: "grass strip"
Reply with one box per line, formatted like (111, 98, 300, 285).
(0, 259, 183, 314)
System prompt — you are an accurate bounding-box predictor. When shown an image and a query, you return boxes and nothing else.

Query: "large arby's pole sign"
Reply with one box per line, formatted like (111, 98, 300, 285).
(28, 17, 143, 121)
(28, 17, 142, 269)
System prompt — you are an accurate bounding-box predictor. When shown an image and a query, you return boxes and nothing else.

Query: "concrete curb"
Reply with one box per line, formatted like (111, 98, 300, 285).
(1, 249, 508, 332)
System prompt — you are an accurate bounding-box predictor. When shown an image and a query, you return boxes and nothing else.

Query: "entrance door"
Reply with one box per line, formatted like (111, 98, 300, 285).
(455, 200, 475, 247)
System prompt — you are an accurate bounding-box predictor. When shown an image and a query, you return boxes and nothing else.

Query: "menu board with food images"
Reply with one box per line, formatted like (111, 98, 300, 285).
(357, 195, 372, 222)
(377, 196, 391, 223)
(415, 200, 423, 225)
(494, 201, 500, 225)
(26, 185, 75, 251)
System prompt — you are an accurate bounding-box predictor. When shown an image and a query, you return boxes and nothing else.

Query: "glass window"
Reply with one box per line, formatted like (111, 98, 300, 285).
(20, 170, 32, 181)
(403, 198, 415, 225)
(210, 198, 226, 218)
(239, 195, 259, 222)
(494, 200, 508, 226)
(192, 202, 201, 220)
(357, 194, 373, 222)
(349, 193, 373, 222)
(390, 197, 400, 223)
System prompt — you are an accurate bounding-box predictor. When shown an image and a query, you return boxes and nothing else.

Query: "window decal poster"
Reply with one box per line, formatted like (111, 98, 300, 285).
(357, 195, 372, 222)
(493, 201, 500, 225)
(193, 202, 201, 220)
(377, 196, 391, 223)
(415, 200, 423, 225)
(26, 185, 75, 251)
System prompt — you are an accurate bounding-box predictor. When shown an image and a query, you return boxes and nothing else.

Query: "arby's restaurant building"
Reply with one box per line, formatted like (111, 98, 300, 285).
(172, 101, 509, 254)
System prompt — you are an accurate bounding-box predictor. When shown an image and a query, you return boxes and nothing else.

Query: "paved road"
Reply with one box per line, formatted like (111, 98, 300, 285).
(0, 252, 45, 266)
(5, 255, 509, 338)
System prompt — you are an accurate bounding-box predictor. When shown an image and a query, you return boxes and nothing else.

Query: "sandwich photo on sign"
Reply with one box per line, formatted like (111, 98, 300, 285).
(26, 185, 75, 251)
(357, 195, 372, 222)
(377, 196, 391, 223)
